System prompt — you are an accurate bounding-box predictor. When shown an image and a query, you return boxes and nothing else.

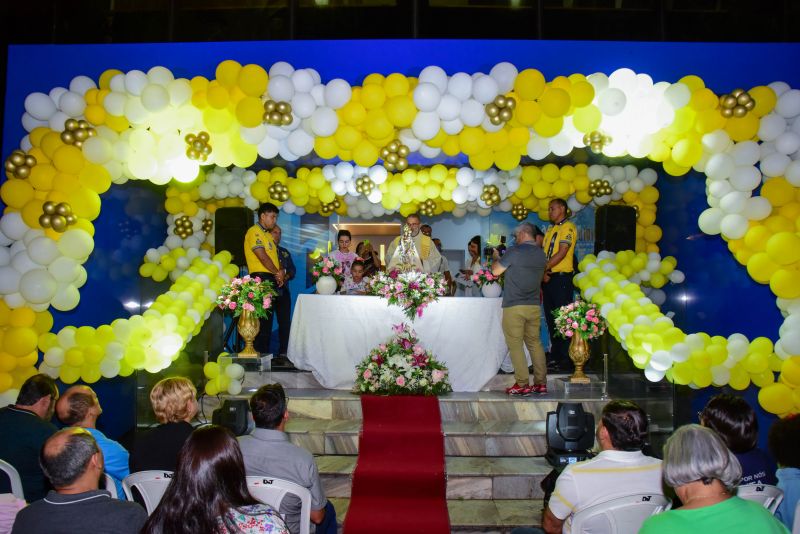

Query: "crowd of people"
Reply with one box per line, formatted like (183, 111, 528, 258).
(0, 373, 336, 534)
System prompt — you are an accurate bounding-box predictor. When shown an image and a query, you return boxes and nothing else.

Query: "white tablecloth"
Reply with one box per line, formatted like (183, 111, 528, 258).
(287, 294, 516, 392)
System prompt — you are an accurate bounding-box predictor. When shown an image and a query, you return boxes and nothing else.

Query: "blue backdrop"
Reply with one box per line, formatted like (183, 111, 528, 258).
(3, 40, 799, 438)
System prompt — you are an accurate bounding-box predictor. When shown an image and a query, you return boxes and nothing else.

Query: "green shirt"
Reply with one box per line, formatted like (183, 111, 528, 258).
(640, 496, 789, 534)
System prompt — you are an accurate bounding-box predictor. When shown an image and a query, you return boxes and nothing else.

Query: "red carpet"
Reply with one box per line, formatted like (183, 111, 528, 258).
(343, 395, 450, 534)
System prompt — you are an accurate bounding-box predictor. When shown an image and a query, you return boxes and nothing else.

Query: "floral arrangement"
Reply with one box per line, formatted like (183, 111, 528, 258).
(355, 323, 452, 396)
(216, 275, 277, 319)
(553, 300, 607, 341)
(311, 256, 345, 284)
(471, 268, 503, 287)
(368, 269, 447, 321)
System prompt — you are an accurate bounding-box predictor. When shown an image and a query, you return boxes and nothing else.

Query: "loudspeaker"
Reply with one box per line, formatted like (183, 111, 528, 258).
(211, 399, 250, 436)
(595, 205, 636, 253)
(214, 207, 254, 268)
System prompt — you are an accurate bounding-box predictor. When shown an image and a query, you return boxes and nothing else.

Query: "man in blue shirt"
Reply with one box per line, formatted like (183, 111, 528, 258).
(56, 386, 129, 498)
(271, 224, 296, 368)
(0, 374, 59, 501)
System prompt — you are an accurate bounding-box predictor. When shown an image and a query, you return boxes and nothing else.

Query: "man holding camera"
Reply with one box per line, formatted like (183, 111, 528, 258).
(492, 222, 548, 395)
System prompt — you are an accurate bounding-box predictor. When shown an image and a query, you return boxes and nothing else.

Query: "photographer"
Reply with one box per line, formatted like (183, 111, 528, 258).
(492, 222, 547, 395)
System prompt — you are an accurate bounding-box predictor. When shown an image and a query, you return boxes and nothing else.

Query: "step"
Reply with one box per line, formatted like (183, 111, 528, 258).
(317, 455, 552, 500)
(286, 418, 550, 457)
(328, 497, 543, 534)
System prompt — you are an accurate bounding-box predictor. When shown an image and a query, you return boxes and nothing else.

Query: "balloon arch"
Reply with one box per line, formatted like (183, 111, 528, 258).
(1, 58, 799, 415)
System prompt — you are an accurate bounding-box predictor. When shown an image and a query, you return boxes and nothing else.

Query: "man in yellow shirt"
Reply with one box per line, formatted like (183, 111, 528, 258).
(542, 198, 577, 373)
(243, 202, 285, 356)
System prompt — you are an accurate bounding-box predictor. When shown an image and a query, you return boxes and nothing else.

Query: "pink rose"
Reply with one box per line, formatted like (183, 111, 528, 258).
(228, 302, 237, 310)
(313, 271, 320, 277)
(363, 369, 373, 379)
(334, 267, 342, 275)
(378, 344, 387, 351)
(472, 275, 479, 282)
(396, 376, 406, 386)
(432, 370, 445, 383)
(248, 292, 255, 298)
(243, 275, 250, 281)
(572, 321, 579, 329)
(263, 297, 272, 308)
(322, 267, 330, 274)
(581, 324, 588, 330)
(566, 330, 573, 337)
(243, 302, 255, 312)
(413, 345, 424, 354)
(254, 276, 261, 283)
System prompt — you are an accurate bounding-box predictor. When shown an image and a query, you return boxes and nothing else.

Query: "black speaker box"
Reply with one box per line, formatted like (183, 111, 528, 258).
(594, 205, 636, 254)
(214, 207, 254, 268)
(211, 399, 250, 436)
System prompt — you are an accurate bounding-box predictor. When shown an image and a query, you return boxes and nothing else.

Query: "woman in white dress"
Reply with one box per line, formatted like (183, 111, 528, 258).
(455, 235, 484, 297)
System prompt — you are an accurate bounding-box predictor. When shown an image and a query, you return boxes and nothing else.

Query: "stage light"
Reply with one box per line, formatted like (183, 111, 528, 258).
(545, 402, 595, 468)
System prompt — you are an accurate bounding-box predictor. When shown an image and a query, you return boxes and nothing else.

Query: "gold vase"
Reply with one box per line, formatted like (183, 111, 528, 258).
(237, 308, 260, 358)
(568, 333, 591, 384)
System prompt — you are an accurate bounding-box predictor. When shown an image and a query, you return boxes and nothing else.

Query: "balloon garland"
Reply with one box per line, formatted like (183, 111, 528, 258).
(0, 60, 798, 416)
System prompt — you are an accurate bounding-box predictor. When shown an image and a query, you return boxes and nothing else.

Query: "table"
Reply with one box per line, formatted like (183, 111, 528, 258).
(287, 294, 518, 392)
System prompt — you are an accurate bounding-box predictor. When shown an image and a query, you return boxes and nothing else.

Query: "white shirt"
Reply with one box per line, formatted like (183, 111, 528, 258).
(549, 449, 663, 533)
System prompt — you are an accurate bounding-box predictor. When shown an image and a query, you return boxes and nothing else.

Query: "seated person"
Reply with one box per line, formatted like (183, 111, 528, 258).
(56, 386, 129, 498)
(11, 428, 146, 534)
(339, 261, 370, 295)
(769, 414, 800, 530)
(130, 377, 197, 473)
(640, 424, 787, 534)
(699, 393, 777, 485)
(513, 400, 663, 534)
(355, 241, 381, 277)
(143, 425, 287, 534)
(238, 384, 336, 534)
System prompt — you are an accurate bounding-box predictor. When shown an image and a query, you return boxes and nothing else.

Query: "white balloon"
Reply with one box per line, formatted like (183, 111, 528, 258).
(411, 112, 440, 141)
(743, 196, 772, 220)
(729, 166, 761, 192)
(20, 269, 57, 304)
(290, 92, 316, 119)
(335, 162, 354, 182)
(761, 153, 791, 177)
(758, 113, 787, 142)
(291, 69, 315, 93)
(52, 284, 80, 311)
(776, 89, 800, 119)
(27, 236, 59, 266)
(597, 88, 627, 116)
(472, 75, 499, 104)
(456, 168, 475, 186)
(786, 160, 800, 186)
(324, 79, 352, 109)
(447, 72, 473, 101)
(124, 70, 149, 96)
(413, 83, 442, 112)
(24, 92, 57, 120)
(69, 75, 97, 95)
(418, 65, 448, 93)
(719, 214, 748, 239)
(48, 111, 70, 132)
(310, 106, 338, 137)
(489, 62, 518, 93)
(140, 84, 170, 112)
(775, 132, 800, 155)
(368, 166, 388, 185)
(59, 91, 86, 116)
(459, 99, 485, 127)
(268, 75, 295, 102)
(0, 212, 27, 241)
(697, 207, 724, 235)
(705, 153, 735, 180)
(269, 61, 294, 78)
(719, 191, 749, 214)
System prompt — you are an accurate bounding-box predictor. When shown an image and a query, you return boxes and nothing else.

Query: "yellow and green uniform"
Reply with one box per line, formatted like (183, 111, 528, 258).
(543, 219, 577, 272)
(244, 223, 280, 274)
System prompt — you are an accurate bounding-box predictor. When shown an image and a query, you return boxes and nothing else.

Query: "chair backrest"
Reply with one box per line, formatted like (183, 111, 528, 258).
(104, 472, 118, 499)
(122, 471, 174, 514)
(737, 484, 784, 514)
(246, 475, 312, 534)
(0, 459, 24, 500)
(570, 493, 671, 534)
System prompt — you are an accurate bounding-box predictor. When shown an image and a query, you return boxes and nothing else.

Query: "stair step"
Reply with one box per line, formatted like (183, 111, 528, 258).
(328, 497, 543, 533)
(317, 455, 552, 500)
(286, 418, 551, 457)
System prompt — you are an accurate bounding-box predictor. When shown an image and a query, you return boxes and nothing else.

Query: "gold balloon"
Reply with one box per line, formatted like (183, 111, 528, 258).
(193, 140, 205, 151)
(396, 159, 408, 171)
(737, 93, 752, 105)
(380, 148, 390, 158)
(744, 100, 756, 111)
(499, 108, 513, 121)
(39, 214, 52, 228)
(494, 95, 507, 108)
(56, 203, 71, 216)
(264, 100, 276, 112)
(276, 101, 289, 114)
(15, 166, 30, 179)
(582, 134, 591, 145)
(590, 143, 603, 154)
(386, 153, 399, 164)
(733, 106, 748, 118)
(721, 95, 737, 109)
(489, 115, 503, 125)
(485, 104, 500, 117)
(387, 141, 399, 152)
(60, 131, 75, 144)
(281, 114, 293, 125)
(50, 216, 67, 232)
(201, 145, 212, 155)
(385, 162, 396, 172)
(5, 160, 16, 173)
(397, 145, 410, 158)
(185, 133, 196, 143)
(24, 155, 36, 167)
(10, 152, 25, 166)
(268, 111, 281, 124)
(186, 148, 199, 159)
(720, 107, 734, 118)
(731, 88, 745, 98)
(505, 97, 516, 110)
(65, 118, 79, 131)
(198, 132, 210, 142)
(74, 128, 88, 141)
(590, 131, 603, 143)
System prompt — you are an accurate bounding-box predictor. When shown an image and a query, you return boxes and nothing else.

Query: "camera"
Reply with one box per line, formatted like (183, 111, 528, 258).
(484, 236, 507, 259)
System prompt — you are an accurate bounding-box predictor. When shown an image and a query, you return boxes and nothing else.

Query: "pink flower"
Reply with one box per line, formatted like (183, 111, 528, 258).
(432, 370, 445, 383)
(378, 344, 387, 351)
(363, 369, 373, 379)
(472, 275, 479, 282)
(334, 267, 342, 275)
(243, 302, 255, 312)
(426, 278, 434, 285)
(581, 324, 588, 330)
(248, 292, 255, 298)
(263, 297, 272, 308)
(571, 321, 579, 329)
(313, 271, 320, 277)
(392, 323, 405, 334)
(243, 275, 251, 281)
(396, 376, 406, 386)
(395, 282, 404, 292)
(413, 345, 424, 354)
(228, 302, 237, 310)
(322, 267, 330, 274)
(254, 276, 261, 283)
(566, 330, 573, 337)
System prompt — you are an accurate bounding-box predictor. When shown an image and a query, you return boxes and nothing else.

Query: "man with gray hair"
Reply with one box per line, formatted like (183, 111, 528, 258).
(11, 428, 146, 533)
(513, 400, 663, 534)
(492, 221, 548, 395)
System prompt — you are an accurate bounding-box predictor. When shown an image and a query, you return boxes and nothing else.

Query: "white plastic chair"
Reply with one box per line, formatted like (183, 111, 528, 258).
(569, 493, 671, 533)
(246, 475, 312, 534)
(122, 471, 174, 514)
(0, 459, 24, 500)
(737, 484, 784, 514)
(103, 472, 118, 499)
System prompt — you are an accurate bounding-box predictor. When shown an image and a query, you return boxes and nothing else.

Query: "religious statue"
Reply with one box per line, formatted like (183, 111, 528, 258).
(386, 224, 423, 272)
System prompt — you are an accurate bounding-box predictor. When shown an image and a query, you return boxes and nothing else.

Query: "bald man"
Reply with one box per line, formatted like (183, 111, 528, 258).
(11, 428, 145, 534)
(56, 386, 129, 497)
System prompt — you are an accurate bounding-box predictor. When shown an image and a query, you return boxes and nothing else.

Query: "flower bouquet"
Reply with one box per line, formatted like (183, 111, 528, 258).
(553, 300, 607, 340)
(368, 269, 447, 321)
(355, 323, 452, 396)
(471, 268, 503, 287)
(216, 275, 277, 319)
(310, 256, 345, 284)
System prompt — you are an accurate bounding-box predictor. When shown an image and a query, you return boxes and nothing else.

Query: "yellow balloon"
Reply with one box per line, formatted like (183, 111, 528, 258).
(780, 357, 800, 387)
(235, 96, 266, 128)
(384, 96, 416, 128)
(237, 64, 268, 97)
(758, 382, 794, 415)
(539, 88, 571, 118)
(770, 269, 800, 299)
(215, 60, 242, 88)
(761, 178, 794, 208)
(514, 69, 546, 101)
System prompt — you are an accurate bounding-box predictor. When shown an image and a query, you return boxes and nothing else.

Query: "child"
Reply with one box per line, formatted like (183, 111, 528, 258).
(329, 229, 359, 279)
(340, 261, 370, 295)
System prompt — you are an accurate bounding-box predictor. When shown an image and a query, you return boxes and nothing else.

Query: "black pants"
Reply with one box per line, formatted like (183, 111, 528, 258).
(542, 272, 575, 366)
(274, 288, 292, 355)
(251, 272, 282, 355)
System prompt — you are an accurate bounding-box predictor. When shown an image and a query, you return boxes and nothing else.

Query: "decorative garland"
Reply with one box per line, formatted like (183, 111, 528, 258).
(0, 59, 798, 413)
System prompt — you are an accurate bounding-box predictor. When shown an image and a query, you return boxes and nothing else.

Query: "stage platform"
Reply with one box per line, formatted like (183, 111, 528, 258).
(199, 368, 673, 533)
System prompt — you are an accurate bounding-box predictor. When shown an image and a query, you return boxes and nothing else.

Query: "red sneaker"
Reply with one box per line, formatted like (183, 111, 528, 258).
(505, 383, 532, 396)
(532, 384, 548, 395)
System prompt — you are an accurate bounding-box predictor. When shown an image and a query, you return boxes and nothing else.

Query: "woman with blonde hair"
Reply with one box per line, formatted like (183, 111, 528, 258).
(130, 376, 198, 473)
